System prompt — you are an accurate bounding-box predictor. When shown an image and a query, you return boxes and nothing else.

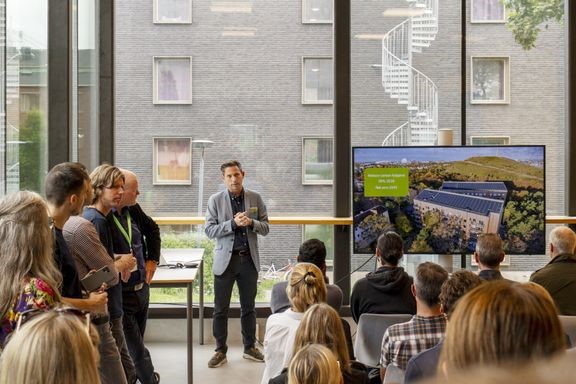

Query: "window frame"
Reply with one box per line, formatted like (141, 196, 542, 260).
(301, 56, 334, 105)
(153, 56, 193, 104)
(470, 0, 506, 23)
(470, 56, 510, 104)
(152, 136, 193, 185)
(153, 0, 193, 24)
(301, 136, 334, 185)
(302, 0, 333, 24)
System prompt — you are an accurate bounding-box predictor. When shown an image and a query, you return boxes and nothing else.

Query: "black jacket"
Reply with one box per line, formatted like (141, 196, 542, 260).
(530, 253, 576, 315)
(127, 203, 161, 263)
(350, 266, 416, 323)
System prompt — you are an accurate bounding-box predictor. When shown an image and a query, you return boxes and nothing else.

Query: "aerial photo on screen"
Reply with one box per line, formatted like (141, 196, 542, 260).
(353, 146, 545, 255)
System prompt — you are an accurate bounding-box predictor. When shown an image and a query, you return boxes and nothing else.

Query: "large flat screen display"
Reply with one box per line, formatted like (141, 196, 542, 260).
(353, 146, 545, 255)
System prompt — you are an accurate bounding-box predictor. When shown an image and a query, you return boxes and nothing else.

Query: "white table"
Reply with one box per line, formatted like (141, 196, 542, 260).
(152, 248, 204, 384)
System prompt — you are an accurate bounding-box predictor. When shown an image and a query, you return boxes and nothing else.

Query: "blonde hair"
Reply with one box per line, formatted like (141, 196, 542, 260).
(0, 310, 100, 384)
(294, 303, 350, 373)
(0, 191, 61, 320)
(441, 281, 565, 373)
(287, 263, 327, 312)
(288, 344, 342, 384)
(89, 164, 124, 204)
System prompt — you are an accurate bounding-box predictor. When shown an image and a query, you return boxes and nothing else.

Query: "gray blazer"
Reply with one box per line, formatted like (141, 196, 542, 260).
(205, 188, 269, 275)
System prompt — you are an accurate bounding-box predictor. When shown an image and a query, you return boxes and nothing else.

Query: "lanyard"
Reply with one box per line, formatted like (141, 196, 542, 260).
(112, 211, 132, 252)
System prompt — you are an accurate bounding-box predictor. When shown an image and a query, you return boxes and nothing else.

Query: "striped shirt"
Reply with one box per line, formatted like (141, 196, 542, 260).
(380, 314, 447, 371)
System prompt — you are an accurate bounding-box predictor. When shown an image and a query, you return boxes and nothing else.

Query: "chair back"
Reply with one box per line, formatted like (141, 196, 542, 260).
(383, 364, 405, 384)
(354, 313, 413, 367)
(559, 315, 576, 348)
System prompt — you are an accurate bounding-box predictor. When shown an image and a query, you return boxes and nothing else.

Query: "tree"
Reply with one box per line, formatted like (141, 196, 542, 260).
(19, 109, 47, 192)
(504, 0, 564, 50)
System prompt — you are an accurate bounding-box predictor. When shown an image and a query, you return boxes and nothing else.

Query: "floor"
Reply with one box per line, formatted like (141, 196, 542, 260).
(148, 341, 266, 384)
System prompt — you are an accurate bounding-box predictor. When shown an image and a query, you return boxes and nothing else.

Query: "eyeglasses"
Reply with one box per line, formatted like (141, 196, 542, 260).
(16, 306, 91, 333)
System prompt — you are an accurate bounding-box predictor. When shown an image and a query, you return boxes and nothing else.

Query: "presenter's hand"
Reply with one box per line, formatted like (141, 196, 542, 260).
(145, 260, 158, 284)
(115, 253, 137, 274)
(234, 212, 252, 227)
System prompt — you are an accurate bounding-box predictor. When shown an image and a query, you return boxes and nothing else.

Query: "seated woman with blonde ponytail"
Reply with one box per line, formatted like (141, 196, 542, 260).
(260, 263, 327, 384)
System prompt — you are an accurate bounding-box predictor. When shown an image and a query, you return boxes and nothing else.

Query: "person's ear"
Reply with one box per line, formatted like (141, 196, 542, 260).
(498, 252, 505, 264)
(473, 251, 479, 264)
(69, 194, 78, 206)
(411, 284, 416, 298)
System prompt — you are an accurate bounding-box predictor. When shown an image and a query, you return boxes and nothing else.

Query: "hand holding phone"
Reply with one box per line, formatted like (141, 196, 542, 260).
(81, 266, 117, 292)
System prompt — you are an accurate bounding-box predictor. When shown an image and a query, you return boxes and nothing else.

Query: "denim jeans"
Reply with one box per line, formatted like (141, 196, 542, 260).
(94, 317, 128, 384)
(123, 284, 158, 384)
(213, 252, 258, 353)
(110, 315, 138, 384)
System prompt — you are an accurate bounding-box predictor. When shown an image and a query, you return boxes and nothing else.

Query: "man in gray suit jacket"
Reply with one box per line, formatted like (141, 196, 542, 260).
(205, 160, 269, 368)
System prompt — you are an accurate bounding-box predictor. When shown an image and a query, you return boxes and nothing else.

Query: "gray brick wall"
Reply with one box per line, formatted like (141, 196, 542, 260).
(115, 0, 566, 274)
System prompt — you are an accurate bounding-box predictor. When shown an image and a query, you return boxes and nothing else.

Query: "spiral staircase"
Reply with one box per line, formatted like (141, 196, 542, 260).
(381, 0, 439, 146)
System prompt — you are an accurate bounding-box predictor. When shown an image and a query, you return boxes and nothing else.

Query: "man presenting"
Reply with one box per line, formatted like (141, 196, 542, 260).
(205, 160, 269, 368)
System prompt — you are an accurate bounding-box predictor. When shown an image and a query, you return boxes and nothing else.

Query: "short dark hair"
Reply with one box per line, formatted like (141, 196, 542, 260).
(376, 231, 404, 266)
(440, 270, 483, 318)
(414, 262, 449, 307)
(298, 239, 327, 268)
(45, 162, 90, 206)
(220, 160, 243, 174)
(476, 233, 504, 268)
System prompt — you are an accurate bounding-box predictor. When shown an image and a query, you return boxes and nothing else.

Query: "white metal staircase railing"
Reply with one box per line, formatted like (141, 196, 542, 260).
(381, 0, 439, 146)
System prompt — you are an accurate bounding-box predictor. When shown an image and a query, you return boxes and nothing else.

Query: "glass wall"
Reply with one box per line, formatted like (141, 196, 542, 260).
(4, 0, 49, 194)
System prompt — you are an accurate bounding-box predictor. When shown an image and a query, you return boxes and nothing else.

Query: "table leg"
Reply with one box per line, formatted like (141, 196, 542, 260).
(187, 282, 193, 384)
(199, 260, 204, 345)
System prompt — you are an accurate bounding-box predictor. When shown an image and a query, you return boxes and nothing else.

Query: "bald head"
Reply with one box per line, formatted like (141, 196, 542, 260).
(549, 226, 576, 257)
(119, 169, 140, 209)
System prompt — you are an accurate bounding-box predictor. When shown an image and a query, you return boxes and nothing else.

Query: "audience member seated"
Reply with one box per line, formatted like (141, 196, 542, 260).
(426, 353, 575, 384)
(474, 233, 510, 281)
(261, 263, 327, 384)
(439, 281, 566, 378)
(404, 270, 483, 384)
(271, 239, 342, 314)
(351, 232, 416, 324)
(0, 308, 100, 384)
(0, 191, 61, 347)
(379, 262, 448, 381)
(530, 226, 576, 315)
(269, 303, 369, 384)
(287, 344, 343, 384)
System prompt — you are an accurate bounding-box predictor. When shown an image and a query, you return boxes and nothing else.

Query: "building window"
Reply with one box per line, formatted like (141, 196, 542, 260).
(471, 0, 505, 23)
(302, 137, 333, 185)
(302, 0, 333, 24)
(470, 136, 511, 145)
(153, 56, 192, 104)
(302, 57, 333, 104)
(154, 0, 192, 24)
(471, 57, 510, 104)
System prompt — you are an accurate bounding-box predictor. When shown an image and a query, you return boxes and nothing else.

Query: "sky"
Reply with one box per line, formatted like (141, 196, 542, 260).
(354, 146, 545, 164)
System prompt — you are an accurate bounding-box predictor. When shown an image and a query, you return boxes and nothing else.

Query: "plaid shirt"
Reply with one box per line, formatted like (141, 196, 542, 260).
(380, 314, 447, 370)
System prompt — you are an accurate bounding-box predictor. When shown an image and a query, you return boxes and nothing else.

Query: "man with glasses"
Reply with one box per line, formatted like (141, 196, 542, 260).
(205, 160, 269, 368)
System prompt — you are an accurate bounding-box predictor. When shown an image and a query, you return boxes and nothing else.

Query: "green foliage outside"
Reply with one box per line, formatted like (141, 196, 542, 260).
(150, 231, 284, 304)
(503, 0, 564, 50)
(19, 109, 47, 191)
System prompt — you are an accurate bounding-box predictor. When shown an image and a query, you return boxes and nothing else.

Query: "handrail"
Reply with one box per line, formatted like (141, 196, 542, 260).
(153, 216, 576, 225)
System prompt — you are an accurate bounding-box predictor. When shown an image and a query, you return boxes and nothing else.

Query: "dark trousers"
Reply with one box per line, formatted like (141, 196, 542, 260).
(213, 252, 258, 353)
(123, 284, 158, 384)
